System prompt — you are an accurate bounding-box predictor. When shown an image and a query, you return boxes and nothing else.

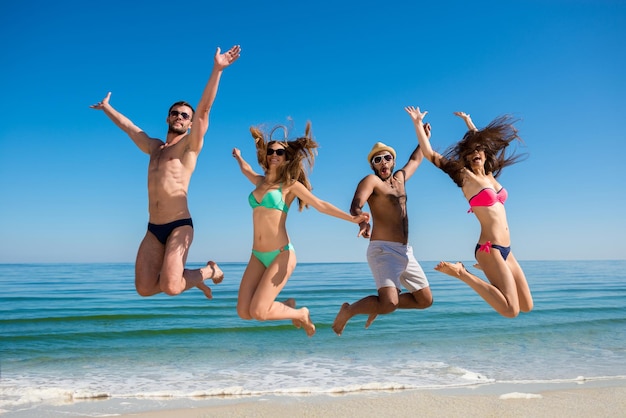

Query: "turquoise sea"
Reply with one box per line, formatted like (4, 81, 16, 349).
(1, 261, 625, 416)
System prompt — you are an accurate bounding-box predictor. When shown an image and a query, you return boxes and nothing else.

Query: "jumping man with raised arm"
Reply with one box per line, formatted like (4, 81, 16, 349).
(332, 126, 433, 336)
(90, 45, 241, 299)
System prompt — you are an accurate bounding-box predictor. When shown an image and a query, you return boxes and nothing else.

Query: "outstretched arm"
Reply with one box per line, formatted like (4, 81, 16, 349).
(399, 123, 430, 181)
(90, 92, 155, 154)
(454, 111, 477, 131)
(232, 147, 262, 184)
(290, 182, 370, 225)
(188, 45, 242, 153)
(404, 106, 443, 168)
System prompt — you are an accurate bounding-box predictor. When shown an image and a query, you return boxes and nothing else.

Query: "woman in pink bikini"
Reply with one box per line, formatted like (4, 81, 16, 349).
(232, 122, 369, 336)
(404, 106, 533, 317)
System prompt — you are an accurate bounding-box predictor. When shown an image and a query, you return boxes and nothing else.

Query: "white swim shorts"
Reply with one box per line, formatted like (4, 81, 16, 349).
(367, 240, 429, 292)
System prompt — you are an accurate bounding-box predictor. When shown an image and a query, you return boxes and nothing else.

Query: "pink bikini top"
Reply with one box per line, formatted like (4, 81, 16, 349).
(468, 187, 507, 212)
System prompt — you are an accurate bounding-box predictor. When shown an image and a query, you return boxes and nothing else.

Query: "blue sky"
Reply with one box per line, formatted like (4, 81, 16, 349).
(1, 0, 624, 263)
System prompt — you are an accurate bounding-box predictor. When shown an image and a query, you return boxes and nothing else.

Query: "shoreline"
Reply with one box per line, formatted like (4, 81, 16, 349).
(119, 379, 626, 418)
(17, 378, 625, 418)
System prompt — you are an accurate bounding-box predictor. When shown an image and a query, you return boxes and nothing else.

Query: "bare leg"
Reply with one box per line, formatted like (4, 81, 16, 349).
(332, 303, 353, 336)
(298, 307, 315, 337)
(135, 232, 165, 297)
(435, 261, 468, 278)
(237, 255, 265, 320)
(506, 253, 533, 313)
(134, 224, 224, 299)
(398, 287, 433, 309)
(435, 260, 520, 318)
(282, 298, 302, 328)
(356, 288, 432, 331)
(206, 261, 224, 284)
(365, 312, 378, 329)
(245, 250, 316, 337)
(332, 287, 398, 336)
(192, 261, 225, 299)
(252, 299, 315, 336)
(158, 225, 196, 296)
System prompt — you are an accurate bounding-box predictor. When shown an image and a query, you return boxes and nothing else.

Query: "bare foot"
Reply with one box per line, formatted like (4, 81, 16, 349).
(473, 263, 482, 271)
(196, 282, 213, 299)
(434, 261, 466, 278)
(282, 298, 302, 328)
(365, 313, 378, 329)
(205, 261, 224, 284)
(196, 261, 223, 299)
(299, 307, 316, 337)
(332, 303, 351, 336)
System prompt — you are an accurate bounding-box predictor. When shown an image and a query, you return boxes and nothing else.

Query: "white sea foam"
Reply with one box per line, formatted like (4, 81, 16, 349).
(0, 358, 491, 408)
(499, 392, 543, 399)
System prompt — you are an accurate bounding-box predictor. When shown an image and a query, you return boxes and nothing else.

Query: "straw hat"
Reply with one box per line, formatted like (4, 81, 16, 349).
(367, 142, 396, 163)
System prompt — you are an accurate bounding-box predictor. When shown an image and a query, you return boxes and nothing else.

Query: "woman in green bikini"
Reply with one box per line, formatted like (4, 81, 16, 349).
(232, 122, 369, 337)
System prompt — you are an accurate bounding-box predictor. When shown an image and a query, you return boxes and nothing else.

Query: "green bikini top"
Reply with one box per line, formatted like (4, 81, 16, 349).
(248, 184, 290, 213)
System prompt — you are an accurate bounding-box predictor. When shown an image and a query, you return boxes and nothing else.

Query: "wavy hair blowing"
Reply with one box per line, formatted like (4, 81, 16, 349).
(440, 115, 527, 187)
(249, 121, 318, 211)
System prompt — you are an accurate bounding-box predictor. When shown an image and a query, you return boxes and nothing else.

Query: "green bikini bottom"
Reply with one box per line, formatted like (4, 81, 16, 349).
(252, 243, 295, 268)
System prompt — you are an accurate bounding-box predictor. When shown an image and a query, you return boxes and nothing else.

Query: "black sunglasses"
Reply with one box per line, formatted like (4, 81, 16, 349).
(169, 110, 191, 120)
(267, 148, 286, 156)
(464, 145, 485, 157)
(371, 153, 393, 165)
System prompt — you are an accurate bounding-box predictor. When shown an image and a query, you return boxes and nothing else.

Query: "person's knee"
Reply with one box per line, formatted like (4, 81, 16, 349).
(501, 293, 523, 317)
(134, 269, 161, 297)
(248, 301, 272, 321)
(520, 300, 534, 313)
(135, 285, 154, 297)
(412, 288, 433, 309)
(379, 301, 398, 314)
(500, 305, 520, 318)
(158, 276, 184, 296)
(419, 296, 434, 309)
(135, 279, 158, 297)
(249, 305, 270, 321)
(158, 271, 185, 296)
(237, 305, 252, 320)
(161, 284, 184, 296)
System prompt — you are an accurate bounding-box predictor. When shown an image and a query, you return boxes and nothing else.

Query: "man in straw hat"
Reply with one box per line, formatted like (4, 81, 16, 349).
(332, 127, 433, 335)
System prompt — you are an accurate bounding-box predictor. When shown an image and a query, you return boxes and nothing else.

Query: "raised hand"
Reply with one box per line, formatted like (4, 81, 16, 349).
(404, 106, 428, 123)
(405, 106, 431, 140)
(215, 45, 241, 69)
(454, 111, 477, 131)
(90, 92, 111, 110)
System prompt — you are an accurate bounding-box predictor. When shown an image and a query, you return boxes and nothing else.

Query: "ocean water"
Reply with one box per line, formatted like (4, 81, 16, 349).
(1, 260, 625, 416)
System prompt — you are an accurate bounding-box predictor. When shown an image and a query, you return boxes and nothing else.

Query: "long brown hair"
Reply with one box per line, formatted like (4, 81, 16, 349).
(249, 121, 318, 211)
(440, 115, 526, 187)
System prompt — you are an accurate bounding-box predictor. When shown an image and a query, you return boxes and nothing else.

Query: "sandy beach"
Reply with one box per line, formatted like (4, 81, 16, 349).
(118, 381, 626, 418)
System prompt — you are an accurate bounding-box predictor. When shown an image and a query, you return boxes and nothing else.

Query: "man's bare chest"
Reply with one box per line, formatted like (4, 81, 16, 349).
(149, 146, 186, 171)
